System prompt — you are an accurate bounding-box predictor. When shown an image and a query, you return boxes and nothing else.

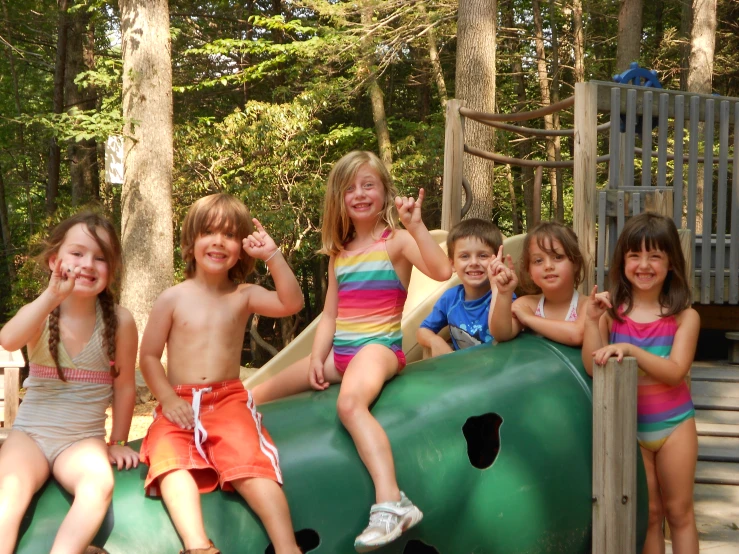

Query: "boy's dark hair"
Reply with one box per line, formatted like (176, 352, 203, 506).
(520, 221, 584, 294)
(447, 218, 503, 259)
(608, 212, 692, 321)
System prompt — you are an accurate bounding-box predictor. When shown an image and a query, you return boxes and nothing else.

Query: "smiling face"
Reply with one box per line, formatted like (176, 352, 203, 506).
(527, 237, 576, 294)
(192, 222, 243, 277)
(343, 164, 387, 225)
(49, 223, 112, 297)
(624, 242, 670, 294)
(451, 236, 494, 297)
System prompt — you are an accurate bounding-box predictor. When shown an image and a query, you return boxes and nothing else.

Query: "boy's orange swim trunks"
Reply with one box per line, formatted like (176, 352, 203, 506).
(140, 379, 282, 496)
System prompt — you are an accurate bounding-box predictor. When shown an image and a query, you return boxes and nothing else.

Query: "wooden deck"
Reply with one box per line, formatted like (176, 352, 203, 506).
(668, 360, 739, 553)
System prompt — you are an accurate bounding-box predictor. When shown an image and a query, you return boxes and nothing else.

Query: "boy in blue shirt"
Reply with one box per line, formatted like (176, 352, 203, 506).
(417, 218, 506, 357)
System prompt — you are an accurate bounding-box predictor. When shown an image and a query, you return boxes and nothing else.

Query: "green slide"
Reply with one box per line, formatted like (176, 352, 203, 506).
(16, 334, 648, 553)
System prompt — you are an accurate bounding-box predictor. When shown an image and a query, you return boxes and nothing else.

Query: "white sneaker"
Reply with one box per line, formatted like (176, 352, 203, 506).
(354, 492, 423, 552)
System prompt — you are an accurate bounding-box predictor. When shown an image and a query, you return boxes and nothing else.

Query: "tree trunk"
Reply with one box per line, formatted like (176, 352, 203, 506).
(0, 169, 15, 280)
(418, 3, 447, 111)
(572, 0, 585, 83)
(48, 0, 70, 214)
(456, 0, 497, 220)
(679, 0, 692, 91)
(360, 3, 392, 169)
(687, 0, 717, 94)
(687, 0, 717, 231)
(502, 0, 533, 229)
(615, 0, 644, 73)
(549, 0, 563, 222)
(119, 0, 174, 347)
(532, 0, 559, 222)
(66, 6, 99, 206)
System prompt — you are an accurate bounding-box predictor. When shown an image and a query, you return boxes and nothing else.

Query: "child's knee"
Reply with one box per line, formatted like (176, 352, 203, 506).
(664, 498, 695, 529)
(76, 470, 114, 503)
(336, 394, 366, 423)
(0, 473, 35, 504)
(647, 499, 665, 526)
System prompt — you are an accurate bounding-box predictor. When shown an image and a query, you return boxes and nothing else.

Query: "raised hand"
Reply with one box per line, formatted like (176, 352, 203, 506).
(48, 257, 79, 300)
(395, 188, 425, 232)
(489, 247, 518, 294)
(585, 285, 612, 322)
(243, 218, 280, 262)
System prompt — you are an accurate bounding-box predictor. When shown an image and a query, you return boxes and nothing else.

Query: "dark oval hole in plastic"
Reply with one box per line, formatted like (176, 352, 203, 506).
(264, 528, 320, 553)
(462, 412, 503, 469)
(403, 539, 441, 553)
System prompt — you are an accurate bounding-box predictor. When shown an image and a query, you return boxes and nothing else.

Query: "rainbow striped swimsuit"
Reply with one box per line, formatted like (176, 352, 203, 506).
(610, 313, 694, 452)
(333, 229, 407, 374)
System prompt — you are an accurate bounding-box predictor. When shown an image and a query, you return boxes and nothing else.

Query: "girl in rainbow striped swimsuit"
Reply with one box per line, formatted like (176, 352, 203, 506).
(253, 150, 452, 552)
(582, 213, 699, 554)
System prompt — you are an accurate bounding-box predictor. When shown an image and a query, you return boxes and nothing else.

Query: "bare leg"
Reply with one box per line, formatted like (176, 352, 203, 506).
(252, 356, 312, 405)
(336, 345, 400, 504)
(159, 469, 211, 551)
(657, 419, 699, 554)
(51, 438, 114, 554)
(232, 477, 301, 554)
(0, 431, 50, 554)
(640, 446, 665, 554)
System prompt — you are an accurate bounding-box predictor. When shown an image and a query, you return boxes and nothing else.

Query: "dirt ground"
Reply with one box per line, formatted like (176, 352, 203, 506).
(104, 400, 157, 442)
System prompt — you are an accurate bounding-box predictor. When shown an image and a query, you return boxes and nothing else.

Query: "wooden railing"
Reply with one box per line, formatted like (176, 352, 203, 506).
(0, 345, 24, 444)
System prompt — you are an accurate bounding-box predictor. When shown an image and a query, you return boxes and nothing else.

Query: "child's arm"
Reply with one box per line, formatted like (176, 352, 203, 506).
(416, 294, 453, 357)
(395, 189, 453, 282)
(488, 250, 521, 342)
(0, 259, 78, 350)
(308, 257, 339, 390)
(108, 306, 139, 469)
(139, 289, 195, 430)
(581, 286, 612, 376)
(513, 301, 585, 346)
(242, 218, 304, 318)
(593, 308, 700, 386)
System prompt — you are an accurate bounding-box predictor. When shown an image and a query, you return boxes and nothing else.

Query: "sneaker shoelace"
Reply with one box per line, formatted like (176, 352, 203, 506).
(366, 509, 399, 533)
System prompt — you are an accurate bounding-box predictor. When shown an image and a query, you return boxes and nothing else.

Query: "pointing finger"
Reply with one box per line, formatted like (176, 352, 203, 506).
(416, 188, 425, 206)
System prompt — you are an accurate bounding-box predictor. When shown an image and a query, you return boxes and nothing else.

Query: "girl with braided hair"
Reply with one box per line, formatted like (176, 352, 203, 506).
(0, 212, 138, 554)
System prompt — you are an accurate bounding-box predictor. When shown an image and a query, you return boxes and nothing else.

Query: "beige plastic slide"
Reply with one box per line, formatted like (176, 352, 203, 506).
(243, 230, 526, 389)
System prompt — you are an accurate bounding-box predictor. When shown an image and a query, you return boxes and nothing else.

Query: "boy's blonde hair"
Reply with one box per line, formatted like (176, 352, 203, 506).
(320, 151, 398, 256)
(447, 218, 503, 259)
(181, 193, 255, 281)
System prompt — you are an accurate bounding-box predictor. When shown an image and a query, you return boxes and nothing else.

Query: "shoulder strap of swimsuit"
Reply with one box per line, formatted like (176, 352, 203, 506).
(534, 295, 545, 318)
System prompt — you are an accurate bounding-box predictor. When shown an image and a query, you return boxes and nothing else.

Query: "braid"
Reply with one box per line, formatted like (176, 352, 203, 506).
(48, 306, 66, 381)
(99, 290, 119, 378)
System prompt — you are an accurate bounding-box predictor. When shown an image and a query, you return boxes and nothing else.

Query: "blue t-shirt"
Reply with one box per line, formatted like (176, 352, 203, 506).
(421, 285, 511, 350)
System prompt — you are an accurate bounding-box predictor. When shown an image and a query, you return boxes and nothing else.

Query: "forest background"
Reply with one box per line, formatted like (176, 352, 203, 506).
(1, 0, 737, 367)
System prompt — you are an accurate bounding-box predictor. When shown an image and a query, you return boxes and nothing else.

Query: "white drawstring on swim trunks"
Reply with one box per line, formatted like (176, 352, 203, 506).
(191, 387, 212, 462)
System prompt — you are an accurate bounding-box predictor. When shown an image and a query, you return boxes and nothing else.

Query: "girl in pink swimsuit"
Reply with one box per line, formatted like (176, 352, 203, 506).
(489, 221, 587, 346)
(253, 150, 451, 551)
(582, 213, 699, 554)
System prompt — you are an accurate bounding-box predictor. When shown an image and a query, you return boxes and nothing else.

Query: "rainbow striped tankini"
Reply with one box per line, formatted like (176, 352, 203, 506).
(332, 228, 407, 373)
(610, 312, 694, 452)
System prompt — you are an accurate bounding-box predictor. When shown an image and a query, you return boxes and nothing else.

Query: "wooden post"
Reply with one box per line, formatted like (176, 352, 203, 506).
(442, 99, 464, 231)
(574, 82, 598, 294)
(593, 356, 638, 554)
(0, 346, 25, 431)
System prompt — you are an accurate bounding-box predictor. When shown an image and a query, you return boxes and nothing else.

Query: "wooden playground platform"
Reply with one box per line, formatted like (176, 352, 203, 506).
(674, 359, 739, 553)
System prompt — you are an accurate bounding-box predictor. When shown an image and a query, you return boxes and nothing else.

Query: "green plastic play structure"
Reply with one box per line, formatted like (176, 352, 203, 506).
(15, 334, 648, 553)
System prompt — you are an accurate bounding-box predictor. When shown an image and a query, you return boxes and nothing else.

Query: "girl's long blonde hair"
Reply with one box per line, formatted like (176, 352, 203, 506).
(320, 151, 398, 256)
